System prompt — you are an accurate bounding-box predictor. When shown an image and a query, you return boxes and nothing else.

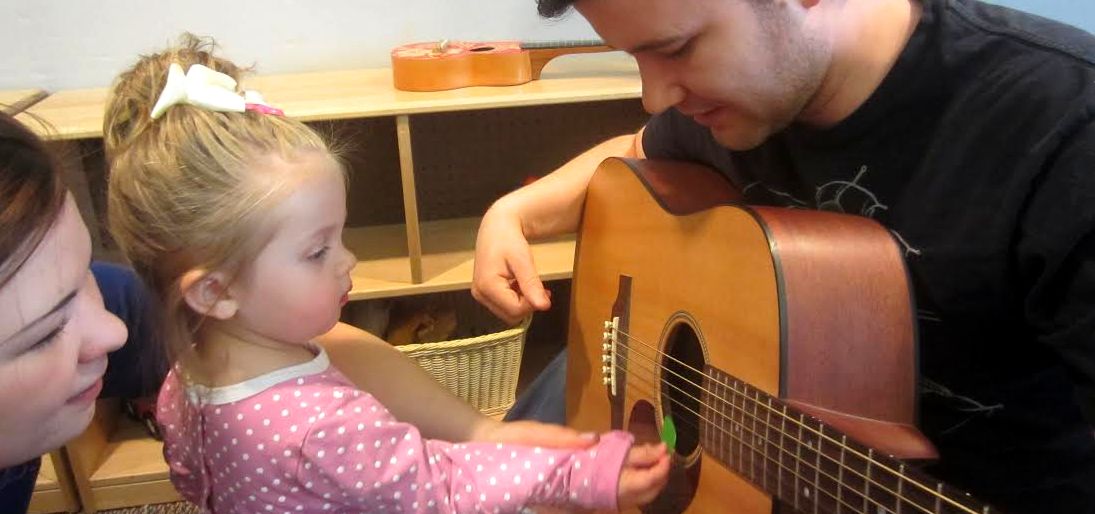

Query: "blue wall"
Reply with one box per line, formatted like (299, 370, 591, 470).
(986, 1, 1095, 34)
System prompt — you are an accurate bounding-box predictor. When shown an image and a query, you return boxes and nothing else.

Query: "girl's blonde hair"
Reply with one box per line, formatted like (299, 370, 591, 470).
(105, 34, 340, 379)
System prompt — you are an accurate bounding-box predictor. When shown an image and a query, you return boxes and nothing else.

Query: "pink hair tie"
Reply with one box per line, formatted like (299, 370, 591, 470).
(245, 103, 284, 116)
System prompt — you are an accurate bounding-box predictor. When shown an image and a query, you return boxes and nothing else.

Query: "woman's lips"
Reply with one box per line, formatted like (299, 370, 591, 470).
(67, 377, 103, 406)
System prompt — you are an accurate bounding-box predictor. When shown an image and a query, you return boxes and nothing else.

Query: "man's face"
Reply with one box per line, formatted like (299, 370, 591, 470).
(577, 0, 830, 150)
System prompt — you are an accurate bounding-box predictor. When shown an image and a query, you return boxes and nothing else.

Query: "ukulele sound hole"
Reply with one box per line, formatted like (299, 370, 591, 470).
(662, 319, 705, 459)
(470, 46, 495, 52)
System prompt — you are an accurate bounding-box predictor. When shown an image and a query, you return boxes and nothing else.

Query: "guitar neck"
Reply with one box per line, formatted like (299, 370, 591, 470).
(701, 366, 992, 514)
(520, 39, 608, 50)
(519, 40, 615, 80)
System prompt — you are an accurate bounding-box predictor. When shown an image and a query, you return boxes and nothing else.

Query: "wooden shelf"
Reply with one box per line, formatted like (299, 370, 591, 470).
(89, 415, 170, 488)
(345, 217, 576, 300)
(1, 88, 48, 115)
(29, 452, 79, 514)
(18, 53, 639, 140)
(84, 414, 179, 510)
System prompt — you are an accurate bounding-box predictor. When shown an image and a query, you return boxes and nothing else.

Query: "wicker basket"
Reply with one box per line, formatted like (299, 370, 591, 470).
(395, 316, 529, 418)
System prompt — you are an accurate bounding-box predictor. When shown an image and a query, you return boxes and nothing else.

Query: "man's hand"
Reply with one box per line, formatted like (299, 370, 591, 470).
(472, 201, 552, 324)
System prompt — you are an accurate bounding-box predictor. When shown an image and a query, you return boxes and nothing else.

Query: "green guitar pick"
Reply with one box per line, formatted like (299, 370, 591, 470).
(661, 415, 677, 453)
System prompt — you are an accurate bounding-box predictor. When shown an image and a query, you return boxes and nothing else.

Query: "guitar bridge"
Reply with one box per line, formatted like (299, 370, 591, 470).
(602, 317, 620, 396)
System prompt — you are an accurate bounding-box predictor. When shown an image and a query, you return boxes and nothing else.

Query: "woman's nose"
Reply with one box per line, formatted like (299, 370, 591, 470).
(78, 281, 128, 364)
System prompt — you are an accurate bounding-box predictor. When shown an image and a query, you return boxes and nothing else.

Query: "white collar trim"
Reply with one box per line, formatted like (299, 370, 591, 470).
(186, 347, 330, 406)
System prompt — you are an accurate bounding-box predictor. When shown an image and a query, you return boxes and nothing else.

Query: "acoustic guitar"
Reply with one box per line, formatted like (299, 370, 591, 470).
(390, 40, 612, 91)
(566, 158, 997, 513)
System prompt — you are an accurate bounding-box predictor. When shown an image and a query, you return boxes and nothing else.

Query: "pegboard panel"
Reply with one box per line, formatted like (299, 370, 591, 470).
(311, 118, 405, 228)
(407, 99, 648, 221)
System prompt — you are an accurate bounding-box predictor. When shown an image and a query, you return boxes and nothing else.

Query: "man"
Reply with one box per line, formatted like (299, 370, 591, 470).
(473, 0, 1095, 511)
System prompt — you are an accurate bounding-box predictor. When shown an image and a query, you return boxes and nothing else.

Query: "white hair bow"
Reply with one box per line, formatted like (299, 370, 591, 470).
(150, 63, 283, 120)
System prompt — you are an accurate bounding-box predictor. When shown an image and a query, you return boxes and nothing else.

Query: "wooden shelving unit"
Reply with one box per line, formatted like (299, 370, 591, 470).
(20, 54, 646, 512)
(0, 88, 48, 115)
(27, 452, 79, 514)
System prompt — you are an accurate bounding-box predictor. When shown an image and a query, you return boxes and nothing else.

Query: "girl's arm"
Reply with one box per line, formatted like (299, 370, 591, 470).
(317, 322, 593, 450)
(296, 384, 641, 513)
(316, 321, 489, 442)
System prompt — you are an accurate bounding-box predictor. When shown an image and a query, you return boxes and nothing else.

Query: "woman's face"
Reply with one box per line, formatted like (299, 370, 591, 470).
(0, 195, 126, 467)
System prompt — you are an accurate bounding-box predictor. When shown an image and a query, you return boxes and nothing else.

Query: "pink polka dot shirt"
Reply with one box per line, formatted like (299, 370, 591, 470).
(157, 348, 634, 513)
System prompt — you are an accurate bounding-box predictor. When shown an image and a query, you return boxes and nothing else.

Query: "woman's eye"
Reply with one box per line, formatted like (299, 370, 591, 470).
(308, 246, 330, 261)
(26, 318, 69, 353)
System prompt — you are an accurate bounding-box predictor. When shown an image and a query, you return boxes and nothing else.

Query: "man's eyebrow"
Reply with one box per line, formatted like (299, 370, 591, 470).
(625, 35, 684, 54)
(2, 289, 78, 344)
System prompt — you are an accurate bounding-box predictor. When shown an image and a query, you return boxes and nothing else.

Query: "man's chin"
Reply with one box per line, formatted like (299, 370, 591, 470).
(709, 125, 770, 151)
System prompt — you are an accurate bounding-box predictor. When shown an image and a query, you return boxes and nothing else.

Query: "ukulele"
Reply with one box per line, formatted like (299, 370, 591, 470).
(390, 39, 612, 91)
(566, 158, 998, 513)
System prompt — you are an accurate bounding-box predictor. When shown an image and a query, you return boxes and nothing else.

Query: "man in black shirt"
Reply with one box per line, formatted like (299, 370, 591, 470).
(473, 0, 1095, 512)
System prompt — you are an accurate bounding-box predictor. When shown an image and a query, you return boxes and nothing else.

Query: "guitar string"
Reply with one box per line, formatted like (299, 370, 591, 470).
(615, 353, 950, 514)
(606, 326, 983, 514)
(614, 325, 956, 497)
(612, 333, 981, 514)
(617, 363, 930, 514)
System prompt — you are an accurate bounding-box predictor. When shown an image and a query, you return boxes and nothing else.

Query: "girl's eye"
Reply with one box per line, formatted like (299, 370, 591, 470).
(26, 318, 69, 354)
(308, 246, 330, 261)
(668, 39, 693, 59)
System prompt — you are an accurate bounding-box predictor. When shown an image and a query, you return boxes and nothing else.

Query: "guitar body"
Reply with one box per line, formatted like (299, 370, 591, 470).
(567, 159, 927, 513)
(391, 40, 611, 91)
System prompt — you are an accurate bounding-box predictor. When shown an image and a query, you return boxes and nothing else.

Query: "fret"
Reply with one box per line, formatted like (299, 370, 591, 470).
(812, 419, 823, 514)
(834, 435, 870, 513)
(793, 413, 805, 512)
(763, 395, 773, 494)
(813, 423, 836, 514)
(715, 377, 726, 466)
(747, 388, 760, 484)
(836, 435, 847, 513)
(864, 449, 873, 513)
(935, 482, 944, 514)
(733, 380, 745, 473)
(699, 374, 710, 460)
(896, 464, 905, 514)
(777, 403, 788, 502)
(865, 457, 900, 514)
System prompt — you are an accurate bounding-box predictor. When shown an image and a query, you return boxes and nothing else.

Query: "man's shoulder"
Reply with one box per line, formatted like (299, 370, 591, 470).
(940, 0, 1095, 71)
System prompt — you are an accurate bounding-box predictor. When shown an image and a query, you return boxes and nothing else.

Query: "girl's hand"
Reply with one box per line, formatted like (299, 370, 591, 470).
(617, 442, 671, 509)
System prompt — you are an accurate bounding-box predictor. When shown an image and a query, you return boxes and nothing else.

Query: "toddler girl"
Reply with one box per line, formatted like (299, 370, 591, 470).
(103, 35, 668, 513)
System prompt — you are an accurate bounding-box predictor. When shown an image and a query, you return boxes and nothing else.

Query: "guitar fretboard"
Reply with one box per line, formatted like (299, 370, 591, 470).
(698, 366, 991, 514)
(520, 39, 607, 49)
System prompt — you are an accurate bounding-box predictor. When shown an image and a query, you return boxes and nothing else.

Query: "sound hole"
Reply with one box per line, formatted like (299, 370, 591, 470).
(631, 317, 706, 513)
(662, 320, 704, 459)
(470, 46, 495, 52)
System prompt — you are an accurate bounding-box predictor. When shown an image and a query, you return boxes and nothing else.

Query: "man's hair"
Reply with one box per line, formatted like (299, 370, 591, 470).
(537, 0, 577, 18)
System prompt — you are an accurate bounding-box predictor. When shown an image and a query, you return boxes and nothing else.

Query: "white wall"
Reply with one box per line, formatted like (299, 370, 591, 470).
(2, 1, 1092, 92)
(0, 0, 598, 91)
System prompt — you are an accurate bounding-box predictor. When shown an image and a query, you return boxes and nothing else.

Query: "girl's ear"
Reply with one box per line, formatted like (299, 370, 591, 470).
(180, 269, 239, 320)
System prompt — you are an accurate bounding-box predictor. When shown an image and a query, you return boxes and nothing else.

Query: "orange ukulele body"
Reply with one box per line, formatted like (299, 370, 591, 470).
(566, 158, 996, 513)
(390, 40, 611, 91)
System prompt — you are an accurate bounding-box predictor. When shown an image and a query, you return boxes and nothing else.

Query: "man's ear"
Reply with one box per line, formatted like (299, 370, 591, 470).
(180, 269, 239, 320)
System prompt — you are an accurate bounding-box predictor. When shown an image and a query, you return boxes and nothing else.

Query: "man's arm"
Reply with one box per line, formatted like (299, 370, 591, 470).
(471, 130, 644, 322)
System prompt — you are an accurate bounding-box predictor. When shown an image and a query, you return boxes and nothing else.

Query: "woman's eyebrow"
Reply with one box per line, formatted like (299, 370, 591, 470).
(1, 290, 78, 344)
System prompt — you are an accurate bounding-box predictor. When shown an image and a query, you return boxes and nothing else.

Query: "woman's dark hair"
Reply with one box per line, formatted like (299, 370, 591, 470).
(0, 112, 66, 289)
